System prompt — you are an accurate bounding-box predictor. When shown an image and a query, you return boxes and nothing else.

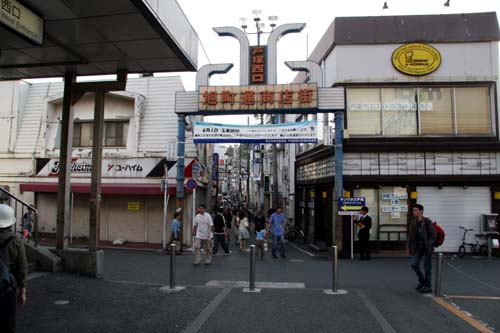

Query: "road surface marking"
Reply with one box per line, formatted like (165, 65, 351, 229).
(206, 280, 306, 289)
(286, 241, 315, 257)
(433, 297, 494, 333)
(446, 262, 500, 291)
(355, 289, 396, 333)
(27, 272, 46, 281)
(447, 295, 500, 301)
(182, 287, 231, 333)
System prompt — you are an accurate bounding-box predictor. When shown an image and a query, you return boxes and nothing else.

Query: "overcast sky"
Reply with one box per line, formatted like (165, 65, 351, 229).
(170, 0, 500, 124)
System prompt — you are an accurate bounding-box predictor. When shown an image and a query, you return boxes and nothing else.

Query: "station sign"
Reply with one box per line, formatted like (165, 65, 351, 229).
(0, 0, 44, 45)
(250, 46, 266, 84)
(199, 83, 317, 112)
(338, 197, 366, 215)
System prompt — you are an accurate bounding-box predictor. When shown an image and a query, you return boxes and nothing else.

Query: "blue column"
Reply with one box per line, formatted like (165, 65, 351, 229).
(176, 115, 186, 209)
(333, 110, 344, 246)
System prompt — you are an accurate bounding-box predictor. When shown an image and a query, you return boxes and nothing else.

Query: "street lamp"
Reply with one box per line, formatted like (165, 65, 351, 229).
(254, 145, 265, 212)
(240, 10, 278, 46)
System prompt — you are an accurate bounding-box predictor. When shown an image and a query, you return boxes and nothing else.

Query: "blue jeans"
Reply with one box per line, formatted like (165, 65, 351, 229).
(411, 247, 432, 288)
(272, 234, 285, 257)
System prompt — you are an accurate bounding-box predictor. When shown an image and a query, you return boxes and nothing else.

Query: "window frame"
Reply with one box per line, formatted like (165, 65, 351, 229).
(72, 120, 129, 148)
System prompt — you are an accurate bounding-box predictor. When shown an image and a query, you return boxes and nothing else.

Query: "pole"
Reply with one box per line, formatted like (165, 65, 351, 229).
(332, 245, 338, 291)
(333, 111, 344, 247)
(176, 115, 186, 212)
(350, 216, 354, 260)
(162, 180, 169, 250)
(243, 244, 261, 293)
(434, 253, 444, 297)
(169, 243, 176, 289)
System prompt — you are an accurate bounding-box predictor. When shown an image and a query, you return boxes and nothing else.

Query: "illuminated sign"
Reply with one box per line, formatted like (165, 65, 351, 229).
(0, 0, 44, 45)
(392, 43, 441, 76)
(250, 46, 266, 84)
(199, 83, 318, 112)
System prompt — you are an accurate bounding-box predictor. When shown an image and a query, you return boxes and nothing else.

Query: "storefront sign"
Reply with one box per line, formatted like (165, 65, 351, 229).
(250, 46, 266, 84)
(0, 0, 44, 45)
(199, 83, 318, 112)
(392, 43, 441, 76)
(193, 121, 318, 144)
(349, 102, 434, 112)
(36, 158, 169, 178)
(212, 153, 219, 181)
(128, 202, 140, 211)
(338, 197, 365, 215)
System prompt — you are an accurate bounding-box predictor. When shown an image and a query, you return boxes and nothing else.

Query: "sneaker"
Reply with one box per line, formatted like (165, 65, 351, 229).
(272, 255, 278, 259)
(419, 287, 432, 294)
(204, 262, 211, 265)
(281, 255, 286, 259)
(224, 251, 232, 256)
(415, 282, 424, 290)
(193, 262, 200, 266)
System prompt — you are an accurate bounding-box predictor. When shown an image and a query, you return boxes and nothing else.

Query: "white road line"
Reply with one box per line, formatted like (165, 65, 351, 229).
(106, 279, 164, 287)
(286, 240, 315, 257)
(206, 280, 306, 289)
(182, 287, 232, 333)
(446, 262, 500, 291)
(355, 289, 396, 333)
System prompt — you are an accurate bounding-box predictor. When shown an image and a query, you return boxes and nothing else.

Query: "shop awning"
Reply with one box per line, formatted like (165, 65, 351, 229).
(0, 0, 199, 80)
(19, 182, 184, 195)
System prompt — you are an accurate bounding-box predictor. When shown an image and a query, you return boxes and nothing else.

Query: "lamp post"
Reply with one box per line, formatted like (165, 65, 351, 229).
(254, 145, 265, 212)
(240, 10, 278, 46)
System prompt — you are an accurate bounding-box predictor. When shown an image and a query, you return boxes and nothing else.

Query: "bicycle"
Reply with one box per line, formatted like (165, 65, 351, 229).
(286, 223, 306, 244)
(457, 226, 488, 258)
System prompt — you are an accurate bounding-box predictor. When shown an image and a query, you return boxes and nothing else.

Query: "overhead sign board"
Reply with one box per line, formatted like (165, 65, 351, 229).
(193, 121, 318, 144)
(392, 43, 441, 76)
(0, 0, 44, 45)
(250, 46, 266, 84)
(199, 83, 318, 112)
(338, 197, 366, 215)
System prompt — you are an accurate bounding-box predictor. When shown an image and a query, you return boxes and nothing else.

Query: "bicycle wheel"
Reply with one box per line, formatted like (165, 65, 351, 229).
(458, 245, 466, 258)
(479, 244, 489, 256)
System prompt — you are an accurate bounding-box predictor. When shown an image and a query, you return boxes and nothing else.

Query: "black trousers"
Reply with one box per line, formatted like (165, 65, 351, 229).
(0, 288, 17, 333)
(358, 232, 371, 259)
(212, 234, 229, 254)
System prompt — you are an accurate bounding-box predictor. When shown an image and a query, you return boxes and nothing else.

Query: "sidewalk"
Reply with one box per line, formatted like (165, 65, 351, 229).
(17, 239, 500, 333)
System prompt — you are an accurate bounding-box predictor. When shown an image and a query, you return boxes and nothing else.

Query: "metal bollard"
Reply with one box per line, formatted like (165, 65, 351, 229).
(434, 253, 444, 297)
(323, 245, 348, 295)
(159, 243, 186, 293)
(170, 243, 176, 289)
(243, 245, 261, 293)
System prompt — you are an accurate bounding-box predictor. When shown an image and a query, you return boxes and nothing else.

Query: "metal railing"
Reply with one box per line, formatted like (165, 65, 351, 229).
(0, 186, 38, 246)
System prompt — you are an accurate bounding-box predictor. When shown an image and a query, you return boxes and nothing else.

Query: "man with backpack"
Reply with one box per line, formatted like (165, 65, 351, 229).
(0, 204, 28, 333)
(407, 204, 437, 294)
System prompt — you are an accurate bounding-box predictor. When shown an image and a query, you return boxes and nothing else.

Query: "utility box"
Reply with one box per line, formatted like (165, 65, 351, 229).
(481, 213, 499, 233)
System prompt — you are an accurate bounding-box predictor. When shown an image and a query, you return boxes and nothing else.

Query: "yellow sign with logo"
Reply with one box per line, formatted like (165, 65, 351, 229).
(392, 43, 441, 76)
(128, 202, 140, 211)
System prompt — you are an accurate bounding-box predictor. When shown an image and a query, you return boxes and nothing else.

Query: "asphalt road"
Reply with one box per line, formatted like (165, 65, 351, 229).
(16, 240, 500, 333)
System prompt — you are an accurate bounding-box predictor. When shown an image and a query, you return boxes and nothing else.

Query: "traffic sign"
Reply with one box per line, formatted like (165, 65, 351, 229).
(338, 197, 365, 215)
(186, 178, 197, 190)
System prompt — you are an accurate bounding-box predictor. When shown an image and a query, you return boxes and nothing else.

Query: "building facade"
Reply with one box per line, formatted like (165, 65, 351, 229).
(293, 12, 500, 254)
(0, 76, 203, 246)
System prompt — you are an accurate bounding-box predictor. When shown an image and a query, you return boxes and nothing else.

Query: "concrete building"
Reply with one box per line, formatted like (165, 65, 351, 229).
(0, 76, 203, 247)
(291, 12, 500, 254)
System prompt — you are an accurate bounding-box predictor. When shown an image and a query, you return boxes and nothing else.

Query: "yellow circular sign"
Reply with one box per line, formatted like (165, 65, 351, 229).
(392, 43, 441, 76)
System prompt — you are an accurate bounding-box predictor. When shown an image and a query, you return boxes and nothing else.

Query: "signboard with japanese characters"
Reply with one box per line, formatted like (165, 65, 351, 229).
(338, 197, 366, 215)
(250, 46, 266, 84)
(199, 83, 318, 112)
(193, 120, 318, 144)
(0, 0, 44, 45)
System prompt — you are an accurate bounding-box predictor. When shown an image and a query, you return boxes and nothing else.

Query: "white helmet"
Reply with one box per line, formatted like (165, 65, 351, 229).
(0, 204, 15, 228)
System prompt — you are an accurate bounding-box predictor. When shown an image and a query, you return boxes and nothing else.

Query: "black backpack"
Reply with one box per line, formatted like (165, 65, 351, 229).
(0, 236, 16, 297)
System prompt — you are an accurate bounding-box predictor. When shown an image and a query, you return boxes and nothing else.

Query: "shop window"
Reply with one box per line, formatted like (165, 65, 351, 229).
(382, 88, 417, 136)
(456, 87, 491, 135)
(73, 121, 129, 148)
(378, 187, 408, 242)
(347, 88, 381, 135)
(419, 88, 454, 135)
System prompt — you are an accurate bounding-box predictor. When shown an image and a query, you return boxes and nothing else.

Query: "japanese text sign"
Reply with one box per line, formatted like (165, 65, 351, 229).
(250, 46, 266, 84)
(0, 0, 44, 45)
(338, 197, 366, 216)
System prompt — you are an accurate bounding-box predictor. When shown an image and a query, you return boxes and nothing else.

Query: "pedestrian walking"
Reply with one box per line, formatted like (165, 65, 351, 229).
(268, 207, 287, 259)
(193, 204, 214, 265)
(238, 211, 250, 252)
(232, 208, 240, 245)
(212, 208, 231, 256)
(355, 206, 372, 260)
(223, 207, 232, 243)
(255, 222, 266, 259)
(0, 204, 28, 333)
(254, 211, 266, 235)
(167, 212, 182, 255)
(407, 204, 437, 294)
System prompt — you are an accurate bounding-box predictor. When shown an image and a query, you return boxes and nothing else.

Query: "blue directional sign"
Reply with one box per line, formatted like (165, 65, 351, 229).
(338, 197, 366, 215)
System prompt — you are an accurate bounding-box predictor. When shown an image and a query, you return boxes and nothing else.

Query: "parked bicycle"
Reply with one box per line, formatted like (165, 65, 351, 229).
(286, 223, 306, 244)
(457, 226, 488, 258)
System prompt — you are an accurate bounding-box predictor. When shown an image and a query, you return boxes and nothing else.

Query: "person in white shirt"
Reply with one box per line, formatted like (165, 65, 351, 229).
(192, 204, 214, 265)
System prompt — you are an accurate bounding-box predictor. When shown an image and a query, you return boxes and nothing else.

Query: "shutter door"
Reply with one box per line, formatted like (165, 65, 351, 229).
(417, 187, 491, 253)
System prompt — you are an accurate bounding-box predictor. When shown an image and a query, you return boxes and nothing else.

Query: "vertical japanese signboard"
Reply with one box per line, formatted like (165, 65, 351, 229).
(212, 153, 219, 181)
(250, 46, 266, 84)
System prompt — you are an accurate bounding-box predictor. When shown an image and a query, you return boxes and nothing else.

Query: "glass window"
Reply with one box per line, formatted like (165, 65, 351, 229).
(456, 87, 491, 135)
(382, 88, 417, 136)
(419, 88, 454, 135)
(378, 187, 408, 242)
(72, 121, 128, 147)
(79, 122, 93, 147)
(347, 88, 381, 135)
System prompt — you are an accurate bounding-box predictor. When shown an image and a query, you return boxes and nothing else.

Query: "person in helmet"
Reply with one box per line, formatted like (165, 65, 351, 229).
(0, 204, 28, 333)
